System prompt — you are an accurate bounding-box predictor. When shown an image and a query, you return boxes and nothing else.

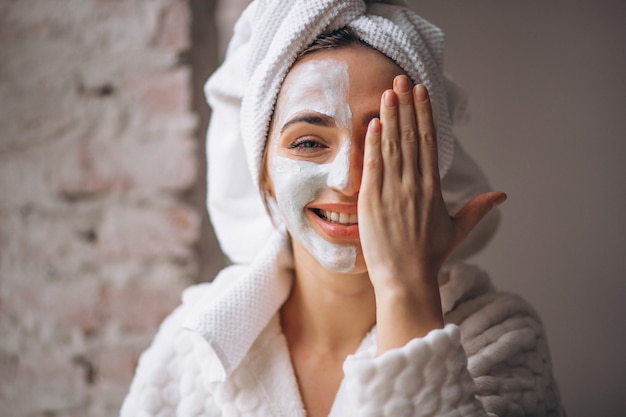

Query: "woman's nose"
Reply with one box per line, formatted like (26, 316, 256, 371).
(327, 140, 362, 196)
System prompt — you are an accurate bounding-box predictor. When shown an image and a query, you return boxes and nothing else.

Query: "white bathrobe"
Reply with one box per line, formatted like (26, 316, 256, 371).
(120, 231, 563, 417)
(121, 2, 564, 415)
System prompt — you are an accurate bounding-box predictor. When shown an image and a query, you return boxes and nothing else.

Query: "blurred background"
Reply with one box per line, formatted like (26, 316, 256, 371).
(0, 0, 624, 415)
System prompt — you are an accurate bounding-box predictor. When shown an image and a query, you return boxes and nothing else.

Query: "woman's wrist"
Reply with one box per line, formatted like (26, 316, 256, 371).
(374, 279, 444, 354)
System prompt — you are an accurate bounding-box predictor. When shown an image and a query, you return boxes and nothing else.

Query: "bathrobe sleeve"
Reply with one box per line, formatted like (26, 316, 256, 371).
(343, 324, 487, 416)
(342, 278, 563, 416)
(120, 287, 222, 417)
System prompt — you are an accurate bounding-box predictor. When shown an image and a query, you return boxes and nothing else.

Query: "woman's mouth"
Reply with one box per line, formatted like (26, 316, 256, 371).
(307, 206, 360, 241)
(313, 209, 358, 225)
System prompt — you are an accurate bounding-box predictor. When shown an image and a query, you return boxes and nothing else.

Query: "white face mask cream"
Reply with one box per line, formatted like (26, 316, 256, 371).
(268, 58, 357, 273)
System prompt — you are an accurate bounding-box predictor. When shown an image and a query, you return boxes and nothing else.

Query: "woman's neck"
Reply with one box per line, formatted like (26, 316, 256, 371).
(279, 242, 376, 417)
(280, 242, 376, 355)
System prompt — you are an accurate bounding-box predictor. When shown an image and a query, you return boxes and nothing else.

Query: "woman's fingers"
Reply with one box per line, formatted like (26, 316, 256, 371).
(361, 118, 383, 198)
(413, 84, 440, 187)
(393, 75, 419, 182)
(380, 89, 402, 186)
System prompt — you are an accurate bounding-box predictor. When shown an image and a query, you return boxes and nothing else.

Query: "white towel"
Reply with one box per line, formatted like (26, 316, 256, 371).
(205, 0, 499, 264)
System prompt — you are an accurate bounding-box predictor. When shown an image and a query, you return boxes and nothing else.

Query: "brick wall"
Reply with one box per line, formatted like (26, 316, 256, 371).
(0, 1, 216, 415)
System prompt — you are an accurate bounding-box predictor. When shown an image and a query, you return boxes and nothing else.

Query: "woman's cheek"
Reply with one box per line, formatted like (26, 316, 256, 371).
(270, 156, 326, 234)
(269, 156, 358, 273)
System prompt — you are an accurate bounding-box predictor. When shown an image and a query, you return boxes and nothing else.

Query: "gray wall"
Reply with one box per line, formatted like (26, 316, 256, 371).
(412, 1, 626, 415)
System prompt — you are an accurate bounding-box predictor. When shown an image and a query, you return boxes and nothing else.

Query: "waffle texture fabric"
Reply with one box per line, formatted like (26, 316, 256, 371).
(205, 0, 500, 264)
(120, 235, 563, 416)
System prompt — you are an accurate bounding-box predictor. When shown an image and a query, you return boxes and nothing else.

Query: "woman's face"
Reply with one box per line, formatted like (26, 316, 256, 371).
(265, 45, 405, 274)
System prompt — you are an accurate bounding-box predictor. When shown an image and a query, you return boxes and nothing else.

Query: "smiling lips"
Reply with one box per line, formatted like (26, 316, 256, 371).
(308, 205, 360, 240)
(316, 209, 358, 225)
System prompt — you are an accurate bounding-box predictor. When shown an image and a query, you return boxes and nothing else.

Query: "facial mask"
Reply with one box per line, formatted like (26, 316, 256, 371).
(270, 148, 357, 273)
(269, 58, 357, 273)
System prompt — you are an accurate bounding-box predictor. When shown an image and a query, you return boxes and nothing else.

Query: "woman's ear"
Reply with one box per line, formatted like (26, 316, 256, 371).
(259, 133, 275, 199)
(259, 165, 275, 199)
(265, 192, 282, 227)
(258, 159, 277, 222)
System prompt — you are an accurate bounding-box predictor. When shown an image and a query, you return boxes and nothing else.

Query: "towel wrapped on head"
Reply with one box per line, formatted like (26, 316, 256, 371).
(205, 0, 499, 265)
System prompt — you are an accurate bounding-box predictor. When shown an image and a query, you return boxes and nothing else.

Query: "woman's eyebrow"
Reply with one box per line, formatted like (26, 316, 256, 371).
(280, 113, 335, 134)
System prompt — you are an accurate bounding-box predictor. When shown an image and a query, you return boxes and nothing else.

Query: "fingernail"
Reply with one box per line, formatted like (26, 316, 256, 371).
(383, 90, 396, 107)
(414, 84, 428, 102)
(395, 75, 410, 93)
(493, 193, 507, 207)
(369, 118, 381, 133)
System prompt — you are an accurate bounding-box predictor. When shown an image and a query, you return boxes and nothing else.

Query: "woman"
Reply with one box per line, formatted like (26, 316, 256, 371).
(121, 1, 563, 416)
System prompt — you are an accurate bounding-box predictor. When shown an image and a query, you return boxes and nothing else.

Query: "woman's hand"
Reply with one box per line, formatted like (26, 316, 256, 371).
(357, 75, 506, 353)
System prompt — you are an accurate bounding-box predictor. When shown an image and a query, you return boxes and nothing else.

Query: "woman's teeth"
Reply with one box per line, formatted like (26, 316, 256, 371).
(318, 210, 358, 225)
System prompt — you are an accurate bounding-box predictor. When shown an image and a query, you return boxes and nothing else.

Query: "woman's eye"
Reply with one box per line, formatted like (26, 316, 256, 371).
(288, 138, 327, 150)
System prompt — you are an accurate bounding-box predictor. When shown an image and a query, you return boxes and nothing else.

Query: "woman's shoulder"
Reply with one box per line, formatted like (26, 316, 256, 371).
(441, 263, 562, 415)
(126, 274, 229, 374)
(120, 266, 251, 416)
(441, 262, 549, 375)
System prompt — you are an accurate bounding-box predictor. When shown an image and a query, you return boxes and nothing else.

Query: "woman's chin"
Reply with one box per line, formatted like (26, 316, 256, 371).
(310, 244, 357, 273)
(308, 242, 368, 275)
